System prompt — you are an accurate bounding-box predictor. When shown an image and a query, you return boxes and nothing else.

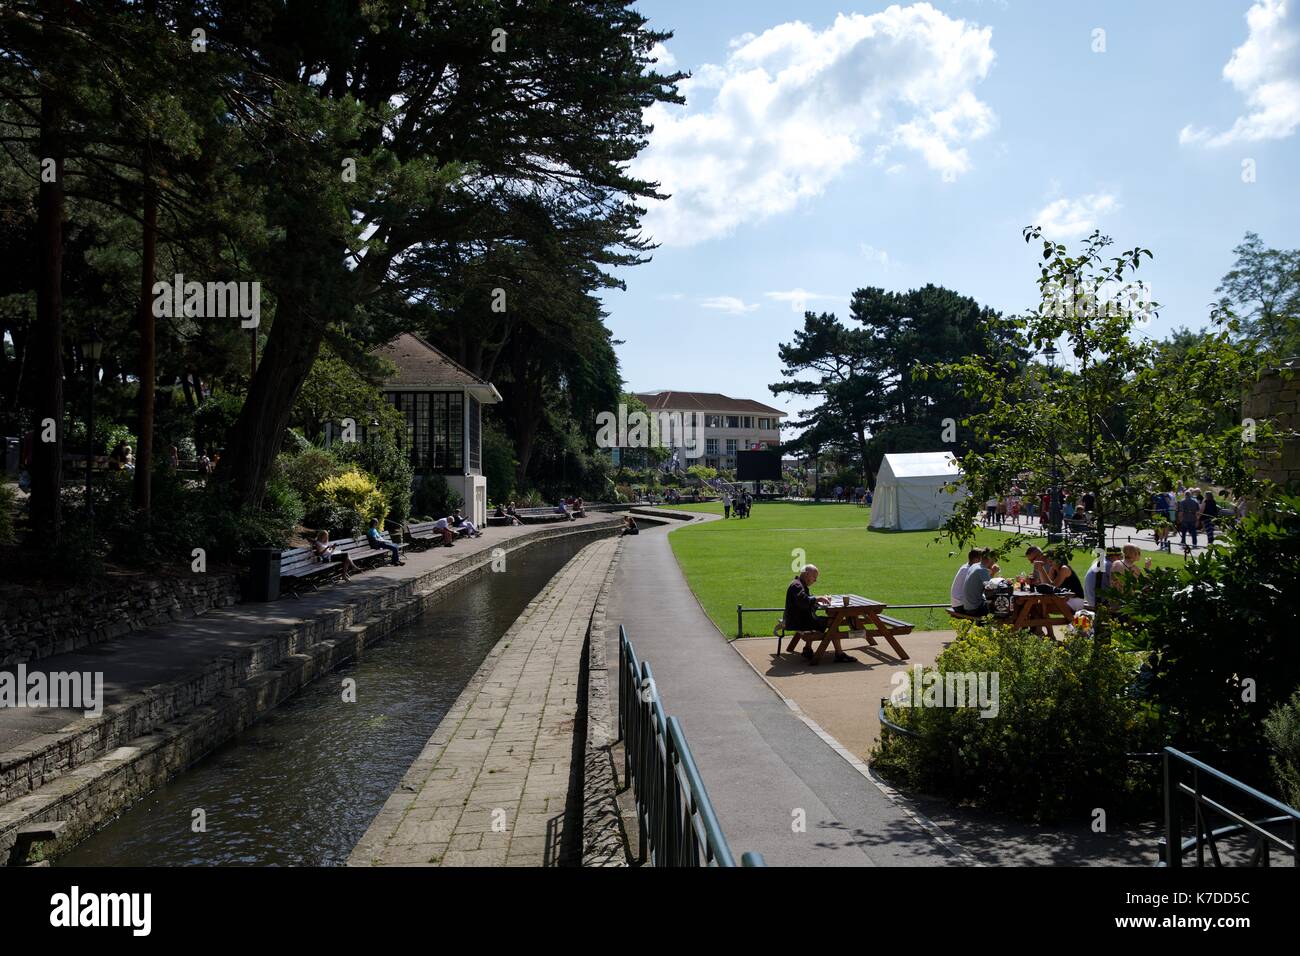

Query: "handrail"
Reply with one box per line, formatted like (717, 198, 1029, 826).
(1162, 746, 1300, 867)
(618, 625, 765, 867)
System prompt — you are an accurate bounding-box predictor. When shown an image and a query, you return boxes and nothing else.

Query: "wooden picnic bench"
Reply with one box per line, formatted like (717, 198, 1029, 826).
(948, 588, 1075, 638)
(776, 593, 914, 664)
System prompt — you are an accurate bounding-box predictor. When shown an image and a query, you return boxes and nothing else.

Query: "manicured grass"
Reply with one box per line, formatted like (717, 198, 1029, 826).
(659, 501, 1185, 637)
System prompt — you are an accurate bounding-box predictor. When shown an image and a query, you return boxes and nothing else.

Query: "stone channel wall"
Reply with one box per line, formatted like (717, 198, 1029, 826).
(1, 573, 241, 667)
(1243, 360, 1300, 487)
(0, 519, 621, 865)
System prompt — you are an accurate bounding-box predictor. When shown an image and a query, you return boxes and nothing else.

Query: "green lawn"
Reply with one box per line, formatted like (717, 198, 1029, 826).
(659, 501, 1185, 637)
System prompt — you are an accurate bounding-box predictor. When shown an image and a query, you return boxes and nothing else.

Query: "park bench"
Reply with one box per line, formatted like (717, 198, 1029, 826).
(516, 507, 572, 524)
(339, 532, 408, 568)
(486, 514, 517, 527)
(767, 594, 914, 663)
(404, 519, 468, 549)
(280, 545, 342, 593)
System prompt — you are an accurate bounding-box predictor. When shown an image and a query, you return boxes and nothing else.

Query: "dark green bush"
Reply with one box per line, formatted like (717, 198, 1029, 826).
(0, 481, 15, 544)
(336, 436, 413, 524)
(1113, 494, 1300, 751)
(275, 446, 344, 515)
(872, 621, 1150, 821)
(411, 474, 461, 519)
(1262, 688, 1300, 810)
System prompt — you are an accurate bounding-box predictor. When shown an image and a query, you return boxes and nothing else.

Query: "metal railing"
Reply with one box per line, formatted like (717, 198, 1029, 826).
(617, 625, 765, 867)
(1161, 747, 1299, 867)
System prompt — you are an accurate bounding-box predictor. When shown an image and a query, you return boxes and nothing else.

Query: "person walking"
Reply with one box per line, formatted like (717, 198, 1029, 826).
(1201, 491, 1219, 546)
(723, 491, 732, 519)
(1176, 490, 1201, 550)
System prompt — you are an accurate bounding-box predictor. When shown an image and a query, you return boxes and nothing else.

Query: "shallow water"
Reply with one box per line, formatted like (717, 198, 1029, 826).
(57, 535, 591, 867)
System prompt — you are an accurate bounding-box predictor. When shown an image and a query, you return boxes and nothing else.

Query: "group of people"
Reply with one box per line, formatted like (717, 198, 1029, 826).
(1150, 488, 1232, 550)
(311, 509, 488, 579)
(721, 490, 753, 519)
(950, 544, 1152, 617)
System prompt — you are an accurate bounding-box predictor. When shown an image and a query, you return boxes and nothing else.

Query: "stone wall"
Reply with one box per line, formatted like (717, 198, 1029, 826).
(0, 573, 241, 666)
(1242, 359, 1300, 488)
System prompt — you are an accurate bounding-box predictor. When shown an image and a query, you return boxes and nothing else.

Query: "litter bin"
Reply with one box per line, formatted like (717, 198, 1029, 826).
(249, 547, 282, 602)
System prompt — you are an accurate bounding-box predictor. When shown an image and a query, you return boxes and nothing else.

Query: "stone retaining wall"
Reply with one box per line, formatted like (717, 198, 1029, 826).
(0, 519, 620, 864)
(1, 573, 241, 666)
(1243, 361, 1300, 487)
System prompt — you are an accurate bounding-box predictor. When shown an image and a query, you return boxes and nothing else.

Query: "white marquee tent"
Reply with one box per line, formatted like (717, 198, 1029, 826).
(868, 452, 963, 531)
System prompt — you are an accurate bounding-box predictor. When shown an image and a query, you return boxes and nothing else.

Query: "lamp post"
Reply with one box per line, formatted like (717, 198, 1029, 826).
(81, 327, 104, 538)
(1044, 343, 1061, 544)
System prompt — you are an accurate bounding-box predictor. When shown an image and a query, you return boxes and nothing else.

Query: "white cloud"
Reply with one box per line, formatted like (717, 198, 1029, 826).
(1032, 192, 1120, 240)
(764, 289, 844, 312)
(647, 42, 677, 70)
(1180, 0, 1300, 147)
(699, 295, 760, 314)
(859, 243, 891, 266)
(635, 5, 997, 245)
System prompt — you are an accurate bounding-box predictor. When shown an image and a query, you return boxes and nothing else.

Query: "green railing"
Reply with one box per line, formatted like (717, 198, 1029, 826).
(617, 625, 765, 867)
(1162, 746, 1299, 867)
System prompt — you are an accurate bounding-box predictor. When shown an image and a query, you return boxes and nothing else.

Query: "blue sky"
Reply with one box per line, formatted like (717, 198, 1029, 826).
(601, 0, 1300, 419)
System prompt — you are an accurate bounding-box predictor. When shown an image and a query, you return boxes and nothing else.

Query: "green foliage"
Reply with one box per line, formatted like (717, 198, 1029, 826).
(411, 474, 462, 519)
(275, 446, 345, 513)
(336, 436, 414, 525)
(291, 343, 402, 443)
(316, 470, 387, 535)
(1112, 495, 1300, 751)
(0, 482, 15, 544)
(193, 393, 245, 454)
(1263, 689, 1300, 810)
(872, 622, 1149, 821)
(928, 229, 1272, 551)
(482, 415, 518, 503)
(1215, 232, 1300, 360)
(686, 464, 717, 482)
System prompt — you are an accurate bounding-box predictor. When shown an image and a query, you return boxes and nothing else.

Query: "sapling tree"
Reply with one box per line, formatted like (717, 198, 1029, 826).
(926, 227, 1274, 554)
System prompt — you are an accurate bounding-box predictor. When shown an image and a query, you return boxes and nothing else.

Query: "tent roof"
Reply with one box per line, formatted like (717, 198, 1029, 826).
(879, 452, 961, 480)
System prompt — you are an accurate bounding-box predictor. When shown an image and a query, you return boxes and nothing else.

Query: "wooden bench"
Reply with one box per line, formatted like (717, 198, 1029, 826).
(339, 533, 408, 568)
(280, 545, 342, 593)
(405, 519, 468, 550)
(486, 514, 517, 527)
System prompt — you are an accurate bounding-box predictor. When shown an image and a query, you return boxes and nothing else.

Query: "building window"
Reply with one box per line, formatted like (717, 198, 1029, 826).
(726, 415, 740, 428)
(706, 438, 719, 456)
(726, 438, 737, 455)
(387, 391, 464, 472)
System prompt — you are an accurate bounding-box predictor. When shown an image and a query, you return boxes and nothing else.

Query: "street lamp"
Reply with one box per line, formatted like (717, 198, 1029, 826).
(1044, 343, 1061, 544)
(81, 327, 104, 537)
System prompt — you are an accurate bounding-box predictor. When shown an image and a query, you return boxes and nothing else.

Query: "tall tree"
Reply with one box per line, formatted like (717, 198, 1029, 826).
(1215, 231, 1300, 359)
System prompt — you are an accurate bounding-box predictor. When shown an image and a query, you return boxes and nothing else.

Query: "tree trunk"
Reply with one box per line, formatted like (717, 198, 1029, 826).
(133, 165, 157, 512)
(215, 300, 325, 507)
(29, 80, 65, 544)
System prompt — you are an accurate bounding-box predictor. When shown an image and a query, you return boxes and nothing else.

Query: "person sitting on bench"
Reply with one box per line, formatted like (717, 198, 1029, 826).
(556, 500, 576, 521)
(950, 549, 984, 610)
(960, 550, 997, 617)
(451, 510, 482, 538)
(495, 502, 522, 526)
(785, 564, 851, 664)
(366, 518, 406, 565)
(313, 530, 358, 580)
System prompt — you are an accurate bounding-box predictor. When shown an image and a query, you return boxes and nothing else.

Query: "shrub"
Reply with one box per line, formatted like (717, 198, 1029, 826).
(193, 392, 244, 453)
(872, 621, 1149, 821)
(0, 482, 15, 544)
(316, 470, 387, 535)
(276, 446, 344, 514)
(1112, 494, 1300, 751)
(411, 474, 462, 519)
(1263, 689, 1300, 809)
(336, 437, 413, 524)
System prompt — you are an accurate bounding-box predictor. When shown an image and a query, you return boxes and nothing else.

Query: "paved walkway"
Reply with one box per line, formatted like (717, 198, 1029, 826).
(349, 537, 617, 867)
(606, 514, 958, 866)
(0, 514, 615, 755)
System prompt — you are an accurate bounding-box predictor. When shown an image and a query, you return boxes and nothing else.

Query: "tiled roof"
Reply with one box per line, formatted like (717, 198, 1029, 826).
(635, 391, 786, 417)
(371, 333, 489, 388)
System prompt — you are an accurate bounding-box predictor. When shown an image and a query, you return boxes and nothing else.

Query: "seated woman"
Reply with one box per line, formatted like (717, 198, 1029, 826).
(312, 530, 358, 580)
(1041, 551, 1086, 611)
(1110, 544, 1150, 592)
(620, 515, 639, 536)
(451, 510, 482, 538)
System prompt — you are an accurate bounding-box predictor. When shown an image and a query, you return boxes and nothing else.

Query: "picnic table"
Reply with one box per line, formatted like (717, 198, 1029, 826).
(1008, 589, 1075, 638)
(782, 593, 914, 664)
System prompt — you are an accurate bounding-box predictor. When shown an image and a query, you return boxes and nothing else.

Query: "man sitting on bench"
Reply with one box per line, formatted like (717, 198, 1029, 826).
(785, 564, 851, 664)
(366, 518, 406, 565)
(960, 549, 997, 617)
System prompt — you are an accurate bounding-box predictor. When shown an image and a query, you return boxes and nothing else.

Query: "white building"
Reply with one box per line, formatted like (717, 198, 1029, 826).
(371, 333, 502, 526)
(634, 391, 786, 471)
